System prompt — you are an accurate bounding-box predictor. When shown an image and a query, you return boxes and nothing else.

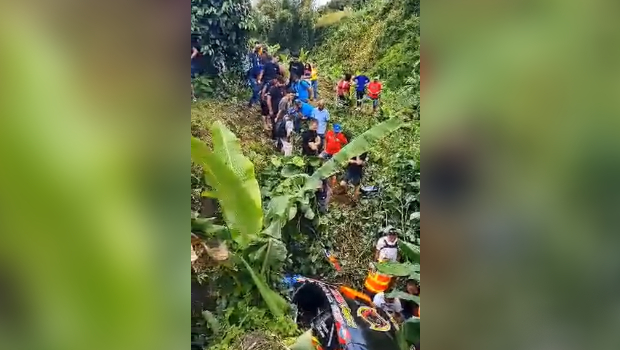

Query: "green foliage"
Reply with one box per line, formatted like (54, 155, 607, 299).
(191, 0, 255, 74)
(191, 127, 262, 248)
(255, 0, 317, 51)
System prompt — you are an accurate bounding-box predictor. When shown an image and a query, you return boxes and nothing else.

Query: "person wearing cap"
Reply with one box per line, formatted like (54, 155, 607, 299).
(321, 124, 348, 160)
(375, 227, 399, 262)
(367, 77, 383, 112)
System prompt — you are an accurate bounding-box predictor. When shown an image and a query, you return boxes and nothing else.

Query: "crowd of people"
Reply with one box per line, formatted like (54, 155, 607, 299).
(244, 43, 387, 204)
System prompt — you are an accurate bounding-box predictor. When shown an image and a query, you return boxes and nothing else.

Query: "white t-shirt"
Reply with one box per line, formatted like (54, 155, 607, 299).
(376, 236, 398, 262)
(372, 292, 403, 313)
(280, 120, 295, 156)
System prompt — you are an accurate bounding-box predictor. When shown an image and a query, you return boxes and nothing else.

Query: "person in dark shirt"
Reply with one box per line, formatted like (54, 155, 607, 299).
(289, 54, 305, 82)
(400, 279, 420, 320)
(267, 77, 286, 140)
(268, 77, 286, 118)
(260, 78, 275, 131)
(301, 119, 321, 157)
(260, 55, 281, 84)
(191, 41, 201, 78)
(340, 152, 368, 200)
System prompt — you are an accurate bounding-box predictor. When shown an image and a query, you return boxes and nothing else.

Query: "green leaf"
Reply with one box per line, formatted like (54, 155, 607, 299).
(399, 240, 420, 264)
(402, 317, 420, 345)
(290, 330, 314, 350)
(270, 156, 282, 167)
(376, 261, 419, 277)
(281, 164, 303, 177)
(191, 136, 261, 248)
(267, 195, 290, 221)
(291, 156, 305, 167)
(306, 117, 406, 190)
(385, 290, 419, 305)
(201, 310, 220, 334)
(200, 190, 217, 198)
(263, 221, 282, 240)
(410, 212, 420, 220)
(288, 205, 298, 220)
(239, 256, 288, 317)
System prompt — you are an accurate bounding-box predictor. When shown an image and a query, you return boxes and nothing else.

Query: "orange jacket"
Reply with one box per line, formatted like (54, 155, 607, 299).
(324, 130, 348, 155)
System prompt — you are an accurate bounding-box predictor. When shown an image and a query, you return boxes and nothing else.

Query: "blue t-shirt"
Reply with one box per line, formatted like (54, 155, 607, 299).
(295, 80, 311, 101)
(312, 108, 330, 135)
(300, 102, 314, 118)
(354, 75, 370, 92)
(249, 64, 263, 79)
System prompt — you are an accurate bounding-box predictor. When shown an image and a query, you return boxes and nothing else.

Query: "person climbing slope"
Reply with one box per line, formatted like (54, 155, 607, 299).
(341, 151, 367, 201)
(311, 100, 329, 148)
(310, 63, 319, 100)
(289, 53, 305, 81)
(321, 124, 348, 160)
(291, 74, 312, 103)
(336, 74, 352, 107)
(375, 227, 399, 262)
(367, 77, 383, 112)
(352, 73, 370, 109)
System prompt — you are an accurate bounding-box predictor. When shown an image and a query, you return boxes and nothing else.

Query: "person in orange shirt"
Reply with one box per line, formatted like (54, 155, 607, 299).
(367, 77, 383, 112)
(320, 124, 348, 160)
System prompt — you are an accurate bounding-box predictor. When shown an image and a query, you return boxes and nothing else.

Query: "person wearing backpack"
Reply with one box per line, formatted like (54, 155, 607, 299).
(375, 227, 399, 262)
(274, 112, 294, 156)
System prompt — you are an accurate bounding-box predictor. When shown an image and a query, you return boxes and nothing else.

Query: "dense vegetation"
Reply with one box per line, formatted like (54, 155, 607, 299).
(191, 0, 420, 349)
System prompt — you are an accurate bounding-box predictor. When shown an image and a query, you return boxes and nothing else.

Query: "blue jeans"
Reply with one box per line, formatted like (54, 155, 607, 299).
(249, 78, 260, 105)
(311, 80, 319, 99)
(372, 97, 380, 109)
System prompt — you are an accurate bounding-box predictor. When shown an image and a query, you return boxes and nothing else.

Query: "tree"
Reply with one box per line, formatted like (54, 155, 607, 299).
(191, 0, 255, 74)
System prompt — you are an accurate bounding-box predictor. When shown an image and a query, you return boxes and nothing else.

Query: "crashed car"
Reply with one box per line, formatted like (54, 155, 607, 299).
(285, 275, 401, 350)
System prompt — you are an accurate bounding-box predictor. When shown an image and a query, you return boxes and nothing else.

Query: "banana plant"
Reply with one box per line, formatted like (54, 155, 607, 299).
(191, 122, 288, 317)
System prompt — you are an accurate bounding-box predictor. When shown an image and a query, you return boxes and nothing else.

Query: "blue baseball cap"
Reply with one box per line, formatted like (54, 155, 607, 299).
(333, 124, 342, 133)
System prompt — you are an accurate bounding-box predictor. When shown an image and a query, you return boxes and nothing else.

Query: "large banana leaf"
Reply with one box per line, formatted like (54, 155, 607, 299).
(289, 330, 315, 350)
(400, 240, 420, 264)
(376, 261, 420, 277)
(210, 121, 262, 213)
(239, 256, 289, 317)
(191, 136, 262, 248)
(305, 117, 407, 190)
(402, 317, 420, 345)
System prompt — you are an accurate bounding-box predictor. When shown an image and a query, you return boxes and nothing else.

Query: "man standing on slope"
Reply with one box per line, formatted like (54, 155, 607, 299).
(311, 100, 330, 148)
(367, 77, 383, 113)
(352, 73, 370, 110)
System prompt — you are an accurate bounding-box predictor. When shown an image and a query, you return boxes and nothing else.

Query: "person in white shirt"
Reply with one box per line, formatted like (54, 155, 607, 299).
(375, 227, 399, 262)
(372, 292, 403, 319)
(280, 114, 295, 156)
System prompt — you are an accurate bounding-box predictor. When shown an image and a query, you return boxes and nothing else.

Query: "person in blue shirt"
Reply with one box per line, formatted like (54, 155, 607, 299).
(311, 100, 330, 148)
(291, 99, 314, 132)
(353, 74, 370, 109)
(247, 62, 263, 107)
(292, 74, 313, 103)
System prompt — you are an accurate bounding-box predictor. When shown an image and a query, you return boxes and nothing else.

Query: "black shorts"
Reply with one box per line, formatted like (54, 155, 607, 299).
(344, 170, 362, 186)
(356, 90, 365, 100)
(260, 101, 269, 116)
